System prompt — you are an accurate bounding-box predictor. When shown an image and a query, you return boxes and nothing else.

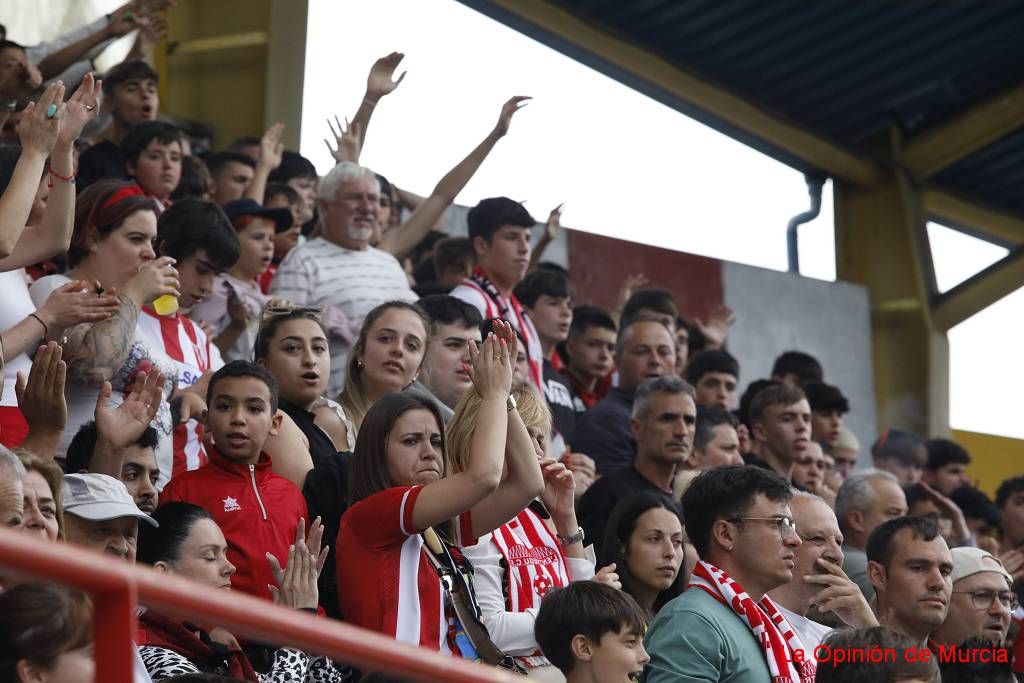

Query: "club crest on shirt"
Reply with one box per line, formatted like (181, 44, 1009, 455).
(506, 543, 558, 567)
(223, 496, 241, 512)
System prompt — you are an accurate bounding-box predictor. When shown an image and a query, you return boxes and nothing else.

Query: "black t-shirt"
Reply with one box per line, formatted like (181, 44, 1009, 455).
(577, 465, 677, 565)
(542, 358, 582, 443)
(279, 398, 350, 618)
(77, 140, 128, 190)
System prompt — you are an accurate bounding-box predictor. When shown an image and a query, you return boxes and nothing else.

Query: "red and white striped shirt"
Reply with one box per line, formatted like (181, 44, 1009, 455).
(336, 486, 477, 653)
(138, 307, 224, 478)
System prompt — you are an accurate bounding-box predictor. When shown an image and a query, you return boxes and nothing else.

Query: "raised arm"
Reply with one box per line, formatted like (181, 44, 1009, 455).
(62, 257, 179, 386)
(35, 8, 137, 79)
(0, 75, 101, 270)
(245, 122, 284, 202)
(0, 83, 63, 259)
(528, 204, 563, 270)
(350, 52, 406, 153)
(380, 96, 530, 260)
(91, 367, 164, 477)
(16, 343, 68, 460)
(411, 329, 512, 532)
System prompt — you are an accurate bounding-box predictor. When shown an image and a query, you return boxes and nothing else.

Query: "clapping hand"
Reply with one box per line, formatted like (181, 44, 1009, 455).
(16, 342, 67, 440)
(57, 74, 101, 148)
(95, 366, 165, 449)
(16, 81, 65, 158)
(267, 517, 329, 610)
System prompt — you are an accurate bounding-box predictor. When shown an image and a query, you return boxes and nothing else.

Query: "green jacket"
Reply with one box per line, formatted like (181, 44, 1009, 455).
(643, 588, 772, 682)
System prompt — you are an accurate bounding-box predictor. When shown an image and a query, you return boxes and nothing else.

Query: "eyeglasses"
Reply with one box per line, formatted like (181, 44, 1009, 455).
(952, 590, 1019, 611)
(728, 516, 798, 537)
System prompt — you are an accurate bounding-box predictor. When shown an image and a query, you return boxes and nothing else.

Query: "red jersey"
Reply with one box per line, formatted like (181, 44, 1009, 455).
(336, 486, 475, 652)
(160, 447, 307, 600)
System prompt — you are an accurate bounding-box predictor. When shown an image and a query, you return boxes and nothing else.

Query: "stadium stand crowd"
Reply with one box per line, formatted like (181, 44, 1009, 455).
(0, 3, 1022, 682)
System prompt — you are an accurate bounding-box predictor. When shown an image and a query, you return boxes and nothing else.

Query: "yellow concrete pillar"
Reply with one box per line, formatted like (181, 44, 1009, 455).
(834, 131, 949, 439)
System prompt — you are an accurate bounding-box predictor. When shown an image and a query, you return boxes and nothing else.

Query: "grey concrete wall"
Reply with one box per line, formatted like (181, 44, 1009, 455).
(722, 262, 877, 465)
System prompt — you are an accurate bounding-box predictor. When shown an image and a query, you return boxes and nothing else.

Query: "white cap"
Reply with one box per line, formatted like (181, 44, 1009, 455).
(949, 547, 1012, 587)
(61, 473, 158, 527)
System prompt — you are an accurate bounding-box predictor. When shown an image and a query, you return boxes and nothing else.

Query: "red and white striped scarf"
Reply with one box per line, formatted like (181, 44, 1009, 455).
(689, 560, 815, 683)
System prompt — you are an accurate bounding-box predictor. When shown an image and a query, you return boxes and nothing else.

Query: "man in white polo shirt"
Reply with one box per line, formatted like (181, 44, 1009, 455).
(270, 161, 416, 394)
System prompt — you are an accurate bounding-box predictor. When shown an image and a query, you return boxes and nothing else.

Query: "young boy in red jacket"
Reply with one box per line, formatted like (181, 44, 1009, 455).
(160, 360, 309, 600)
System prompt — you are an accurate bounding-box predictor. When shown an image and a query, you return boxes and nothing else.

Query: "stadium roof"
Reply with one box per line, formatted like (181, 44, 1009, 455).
(460, 0, 1024, 234)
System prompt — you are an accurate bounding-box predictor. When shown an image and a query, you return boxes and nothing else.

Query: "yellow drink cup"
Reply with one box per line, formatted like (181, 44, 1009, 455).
(153, 294, 179, 316)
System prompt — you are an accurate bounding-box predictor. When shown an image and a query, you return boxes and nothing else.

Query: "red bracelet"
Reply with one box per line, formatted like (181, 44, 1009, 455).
(47, 166, 77, 188)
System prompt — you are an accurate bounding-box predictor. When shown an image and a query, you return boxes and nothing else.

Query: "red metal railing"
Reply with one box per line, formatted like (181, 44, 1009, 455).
(0, 526, 518, 683)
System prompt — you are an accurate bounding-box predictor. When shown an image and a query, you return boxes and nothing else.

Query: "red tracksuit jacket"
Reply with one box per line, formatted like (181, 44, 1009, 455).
(160, 446, 308, 600)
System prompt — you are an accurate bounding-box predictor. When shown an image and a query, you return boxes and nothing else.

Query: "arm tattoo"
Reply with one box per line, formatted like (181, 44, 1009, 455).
(64, 294, 139, 386)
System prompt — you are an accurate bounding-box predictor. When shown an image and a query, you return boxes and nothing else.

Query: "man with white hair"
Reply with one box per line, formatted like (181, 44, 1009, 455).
(768, 491, 876, 651)
(931, 547, 1016, 646)
(0, 445, 25, 529)
(270, 161, 417, 393)
(835, 467, 908, 600)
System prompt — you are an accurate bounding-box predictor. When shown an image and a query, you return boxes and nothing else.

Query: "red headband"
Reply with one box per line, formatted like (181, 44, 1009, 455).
(102, 184, 146, 210)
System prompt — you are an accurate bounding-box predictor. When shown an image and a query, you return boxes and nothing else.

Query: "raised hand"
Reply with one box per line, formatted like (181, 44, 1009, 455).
(324, 116, 362, 164)
(594, 563, 622, 590)
(57, 74, 101, 148)
(365, 52, 406, 101)
(538, 457, 575, 524)
(693, 304, 735, 350)
(467, 333, 513, 400)
(95, 366, 165, 449)
(493, 96, 530, 137)
(105, 4, 142, 38)
(616, 273, 650, 313)
(258, 122, 285, 170)
(15, 342, 67, 439)
(36, 279, 120, 332)
(544, 203, 563, 242)
(17, 81, 66, 158)
(489, 318, 519, 371)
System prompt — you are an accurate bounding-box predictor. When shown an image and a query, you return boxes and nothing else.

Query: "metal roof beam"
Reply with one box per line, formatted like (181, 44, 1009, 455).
(457, 0, 883, 187)
(901, 81, 1024, 179)
(931, 246, 1024, 332)
(922, 188, 1024, 246)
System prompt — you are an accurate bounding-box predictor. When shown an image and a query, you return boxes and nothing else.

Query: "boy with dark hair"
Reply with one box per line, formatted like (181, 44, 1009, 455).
(620, 288, 677, 331)
(514, 269, 583, 446)
(534, 582, 650, 683)
(802, 381, 849, 447)
(160, 360, 308, 601)
(145, 198, 238, 476)
(871, 428, 927, 486)
(950, 485, 1002, 553)
(995, 475, 1024, 553)
(685, 348, 740, 410)
(260, 183, 304, 293)
(563, 305, 616, 409)
(771, 350, 823, 386)
(78, 60, 160, 187)
(66, 420, 161, 514)
(205, 151, 257, 206)
(267, 150, 318, 226)
(748, 383, 811, 480)
(451, 196, 543, 388)
(922, 438, 971, 495)
(646, 465, 810, 682)
(431, 236, 474, 290)
(120, 120, 183, 209)
(684, 404, 742, 469)
(413, 294, 483, 420)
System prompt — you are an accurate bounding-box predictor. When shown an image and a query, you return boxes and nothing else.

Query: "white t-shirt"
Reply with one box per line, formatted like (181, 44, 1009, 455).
(0, 269, 38, 408)
(269, 238, 416, 395)
(776, 603, 834, 654)
(30, 275, 179, 487)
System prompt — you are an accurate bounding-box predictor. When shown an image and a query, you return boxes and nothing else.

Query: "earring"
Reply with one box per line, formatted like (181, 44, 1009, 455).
(356, 359, 364, 368)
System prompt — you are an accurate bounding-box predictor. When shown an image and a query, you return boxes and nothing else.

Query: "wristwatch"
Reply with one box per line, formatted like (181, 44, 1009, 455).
(556, 527, 585, 546)
(506, 393, 517, 412)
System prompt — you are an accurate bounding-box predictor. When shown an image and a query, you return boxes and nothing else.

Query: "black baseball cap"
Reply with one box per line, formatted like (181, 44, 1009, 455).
(222, 198, 293, 233)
